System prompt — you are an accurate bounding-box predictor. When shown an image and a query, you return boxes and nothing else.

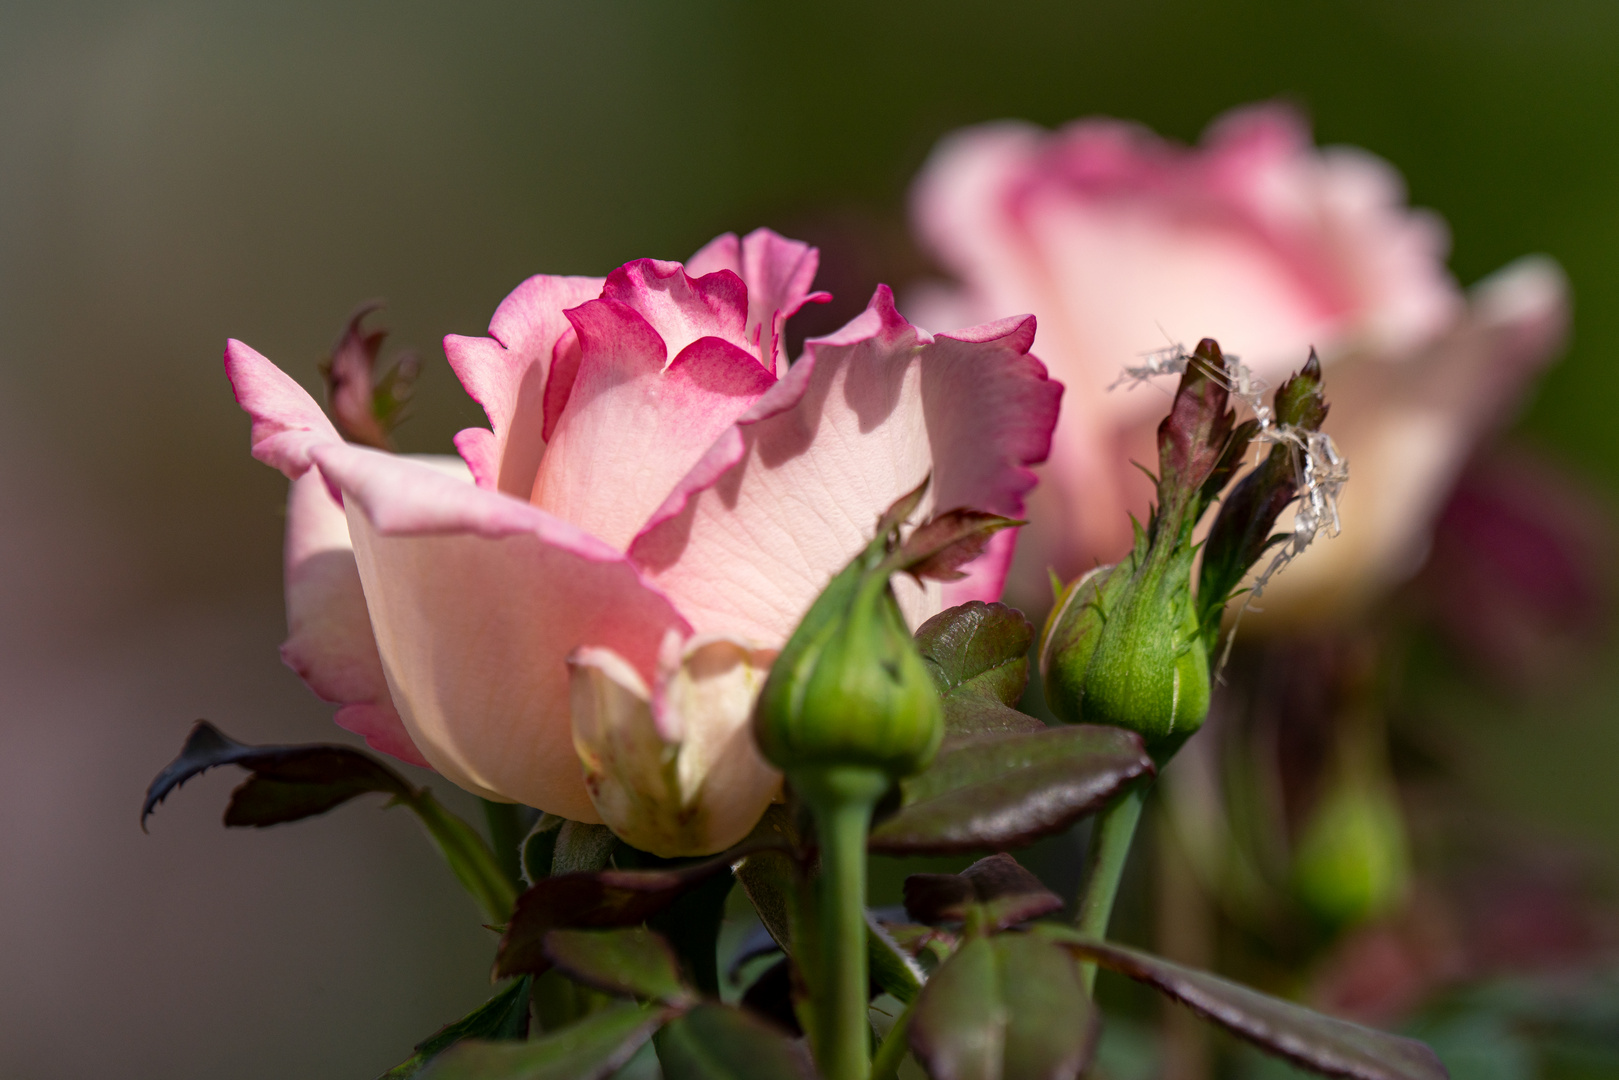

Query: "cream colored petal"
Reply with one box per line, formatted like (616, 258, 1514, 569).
(569, 637, 780, 858)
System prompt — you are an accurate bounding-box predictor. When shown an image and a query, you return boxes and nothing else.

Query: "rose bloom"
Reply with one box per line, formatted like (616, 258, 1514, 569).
(228, 229, 1060, 856)
(909, 103, 1569, 621)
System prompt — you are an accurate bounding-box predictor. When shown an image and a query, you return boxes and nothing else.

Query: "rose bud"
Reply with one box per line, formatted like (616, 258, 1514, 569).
(755, 485, 1017, 782)
(1039, 341, 1247, 760)
(319, 300, 419, 450)
(1291, 753, 1410, 929)
(1040, 552, 1210, 762)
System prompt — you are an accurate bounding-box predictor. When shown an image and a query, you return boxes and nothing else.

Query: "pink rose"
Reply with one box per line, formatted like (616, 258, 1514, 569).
(228, 229, 1060, 855)
(910, 104, 1568, 621)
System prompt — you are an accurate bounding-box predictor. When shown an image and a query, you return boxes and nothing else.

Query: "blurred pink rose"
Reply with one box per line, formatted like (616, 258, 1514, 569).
(910, 103, 1568, 621)
(228, 229, 1060, 855)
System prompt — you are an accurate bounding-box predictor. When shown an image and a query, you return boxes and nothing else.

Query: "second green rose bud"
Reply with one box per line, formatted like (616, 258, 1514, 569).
(1040, 546, 1210, 762)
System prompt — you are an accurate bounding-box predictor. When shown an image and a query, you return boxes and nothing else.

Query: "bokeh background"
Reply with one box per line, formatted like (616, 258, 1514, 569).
(2, 2, 1617, 1077)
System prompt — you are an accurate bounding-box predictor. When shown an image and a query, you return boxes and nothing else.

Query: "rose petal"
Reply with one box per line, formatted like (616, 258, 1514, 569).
(444, 274, 605, 495)
(688, 227, 832, 372)
(530, 298, 775, 550)
(630, 286, 1060, 642)
(600, 259, 754, 363)
(569, 637, 780, 857)
(224, 338, 342, 477)
(924, 316, 1063, 606)
(312, 442, 691, 818)
(281, 469, 431, 768)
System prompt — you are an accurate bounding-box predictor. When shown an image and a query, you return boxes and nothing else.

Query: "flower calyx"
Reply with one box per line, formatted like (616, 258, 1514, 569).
(1196, 349, 1333, 649)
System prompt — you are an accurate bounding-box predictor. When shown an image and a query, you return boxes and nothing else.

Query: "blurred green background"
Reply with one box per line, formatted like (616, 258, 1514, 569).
(2, 2, 1615, 1077)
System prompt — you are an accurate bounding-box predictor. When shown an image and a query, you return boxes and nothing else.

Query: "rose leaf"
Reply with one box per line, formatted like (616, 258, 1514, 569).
(1036, 928, 1448, 1080)
(909, 932, 1097, 1080)
(654, 1003, 815, 1080)
(869, 726, 1155, 854)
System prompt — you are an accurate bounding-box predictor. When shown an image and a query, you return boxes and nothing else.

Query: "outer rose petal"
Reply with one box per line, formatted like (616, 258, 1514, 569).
(531, 298, 775, 550)
(310, 441, 691, 819)
(922, 315, 1062, 606)
(443, 274, 605, 495)
(688, 227, 832, 373)
(282, 470, 429, 768)
(569, 636, 780, 857)
(225, 338, 342, 477)
(629, 286, 1059, 643)
(1251, 256, 1570, 622)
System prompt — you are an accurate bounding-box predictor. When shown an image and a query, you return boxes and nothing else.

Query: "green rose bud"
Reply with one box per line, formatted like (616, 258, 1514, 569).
(1291, 737, 1410, 929)
(1039, 544, 1210, 761)
(754, 481, 1017, 784)
(754, 549, 944, 781)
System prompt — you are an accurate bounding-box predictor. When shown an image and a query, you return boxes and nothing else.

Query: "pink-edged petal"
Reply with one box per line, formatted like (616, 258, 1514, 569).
(541, 325, 584, 442)
(310, 442, 691, 818)
(443, 274, 604, 496)
(924, 315, 1063, 605)
(530, 298, 775, 550)
(600, 258, 755, 364)
(630, 286, 1060, 643)
(688, 227, 831, 372)
(224, 338, 343, 477)
(281, 469, 430, 768)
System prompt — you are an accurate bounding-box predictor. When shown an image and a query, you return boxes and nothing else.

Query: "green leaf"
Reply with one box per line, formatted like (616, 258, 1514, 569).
(903, 852, 1063, 932)
(869, 915, 926, 1005)
(1035, 928, 1448, 1080)
(422, 1001, 672, 1080)
(543, 927, 694, 1006)
(142, 721, 517, 924)
(497, 847, 754, 978)
(379, 977, 532, 1079)
(654, 1003, 814, 1080)
(869, 726, 1155, 854)
(914, 602, 1045, 742)
(732, 805, 807, 956)
(908, 933, 1096, 1080)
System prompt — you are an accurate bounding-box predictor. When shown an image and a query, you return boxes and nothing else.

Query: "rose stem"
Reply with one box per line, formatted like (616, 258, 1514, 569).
(798, 764, 888, 1080)
(1073, 779, 1149, 993)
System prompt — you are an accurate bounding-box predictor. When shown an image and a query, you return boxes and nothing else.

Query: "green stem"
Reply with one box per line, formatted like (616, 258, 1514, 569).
(869, 997, 917, 1080)
(405, 789, 520, 925)
(1073, 780, 1148, 993)
(797, 765, 889, 1080)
